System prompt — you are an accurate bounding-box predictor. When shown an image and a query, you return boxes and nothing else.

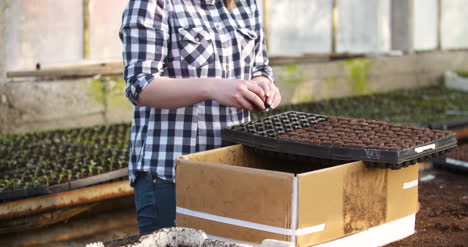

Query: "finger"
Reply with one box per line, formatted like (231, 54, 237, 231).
(231, 101, 243, 109)
(264, 84, 276, 107)
(243, 90, 265, 110)
(262, 82, 273, 105)
(257, 81, 272, 98)
(236, 96, 255, 111)
(246, 82, 266, 102)
(270, 87, 281, 109)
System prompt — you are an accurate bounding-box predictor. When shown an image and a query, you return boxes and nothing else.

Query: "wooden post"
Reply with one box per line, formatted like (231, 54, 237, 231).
(391, 0, 414, 54)
(437, 0, 442, 50)
(332, 0, 338, 53)
(83, 0, 90, 59)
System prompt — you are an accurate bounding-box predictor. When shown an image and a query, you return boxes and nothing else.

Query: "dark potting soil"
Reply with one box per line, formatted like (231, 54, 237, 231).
(278, 115, 454, 151)
(102, 234, 140, 247)
(225, 112, 457, 169)
(385, 169, 468, 247)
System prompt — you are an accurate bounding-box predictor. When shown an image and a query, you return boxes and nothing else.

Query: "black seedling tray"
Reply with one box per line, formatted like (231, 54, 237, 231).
(222, 111, 458, 169)
(0, 168, 128, 203)
(425, 116, 468, 130)
(433, 157, 468, 174)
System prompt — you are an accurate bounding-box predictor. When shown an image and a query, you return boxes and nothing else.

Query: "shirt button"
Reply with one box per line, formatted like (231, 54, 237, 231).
(152, 179, 157, 183)
(195, 37, 200, 42)
(225, 65, 229, 71)
(209, 5, 215, 9)
(222, 42, 228, 48)
(215, 24, 221, 29)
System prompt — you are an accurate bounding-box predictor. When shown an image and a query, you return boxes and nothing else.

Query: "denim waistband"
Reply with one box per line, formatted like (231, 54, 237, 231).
(135, 171, 154, 180)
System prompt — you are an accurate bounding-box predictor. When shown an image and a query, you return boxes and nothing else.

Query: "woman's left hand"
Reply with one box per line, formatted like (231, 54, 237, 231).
(252, 76, 281, 110)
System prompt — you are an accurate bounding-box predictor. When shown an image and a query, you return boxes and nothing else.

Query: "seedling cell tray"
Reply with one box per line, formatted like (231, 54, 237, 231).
(0, 168, 128, 202)
(222, 111, 458, 169)
(425, 116, 468, 131)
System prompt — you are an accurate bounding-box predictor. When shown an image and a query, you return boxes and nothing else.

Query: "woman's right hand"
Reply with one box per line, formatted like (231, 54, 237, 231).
(208, 79, 267, 111)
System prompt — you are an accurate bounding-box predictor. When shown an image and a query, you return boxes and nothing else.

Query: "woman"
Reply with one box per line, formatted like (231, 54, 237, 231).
(119, 0, 280, 234)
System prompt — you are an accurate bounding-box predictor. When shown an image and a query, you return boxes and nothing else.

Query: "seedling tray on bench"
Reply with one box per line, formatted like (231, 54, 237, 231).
(0, 168, 128, 203)
(222, 111, 458, 169)
(432, 141, 468, 173)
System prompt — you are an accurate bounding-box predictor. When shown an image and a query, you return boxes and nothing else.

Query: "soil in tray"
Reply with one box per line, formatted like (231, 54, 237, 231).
(226, 112, 457, 169)
(386, 169, 468, 247)
(278, 115, 454, 151)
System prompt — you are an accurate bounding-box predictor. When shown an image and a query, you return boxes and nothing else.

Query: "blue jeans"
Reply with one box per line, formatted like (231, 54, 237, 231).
(133, 172, 176, 234)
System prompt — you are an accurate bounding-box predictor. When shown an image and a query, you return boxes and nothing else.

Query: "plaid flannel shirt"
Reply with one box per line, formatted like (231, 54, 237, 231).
(119, 0, 274, 183)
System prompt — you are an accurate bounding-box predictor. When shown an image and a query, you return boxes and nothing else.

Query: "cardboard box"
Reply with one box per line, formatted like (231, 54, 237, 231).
(176, 145, 418, 247)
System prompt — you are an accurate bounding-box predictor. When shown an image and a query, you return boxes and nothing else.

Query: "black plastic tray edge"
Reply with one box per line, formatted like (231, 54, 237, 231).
(0, 168, 128, 203)
(222, 128, 458, 164)
(0, 185, 48, 202)
(432, 157, 468, 173)
(425, 116, 468, 130)
(69, 168, 128, 190)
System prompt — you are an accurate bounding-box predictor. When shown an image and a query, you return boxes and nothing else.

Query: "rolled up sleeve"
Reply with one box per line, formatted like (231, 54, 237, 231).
(119, 0, 169, 105)
(251, 0, 274, 83)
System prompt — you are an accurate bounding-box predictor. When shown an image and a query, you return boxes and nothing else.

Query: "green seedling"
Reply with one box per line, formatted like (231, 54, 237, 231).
(42, 175, 50, 185)
(58, 172, 64, 184)
(67, 170, 73, 181)
(96, 166, 103, 175)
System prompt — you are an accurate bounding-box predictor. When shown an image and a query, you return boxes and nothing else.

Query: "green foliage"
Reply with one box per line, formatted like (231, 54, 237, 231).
(456, 70, 468, 78)
(279, 64, 305, 86)
(345, 58, 370, 95)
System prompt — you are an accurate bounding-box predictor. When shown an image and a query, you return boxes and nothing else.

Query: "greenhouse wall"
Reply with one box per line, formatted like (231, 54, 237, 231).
(1, 0, 468, 71)
(88, 0, 128, 61)
(336, 0, 391, 53)
(268, 0, 333, 55)
(441, 0, 468, 50)
(413, 0, 438, 51)
(2, 0, 84, 71)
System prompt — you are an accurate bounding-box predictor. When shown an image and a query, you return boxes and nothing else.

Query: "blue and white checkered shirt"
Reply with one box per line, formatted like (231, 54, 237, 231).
(119, 0, 274, 183)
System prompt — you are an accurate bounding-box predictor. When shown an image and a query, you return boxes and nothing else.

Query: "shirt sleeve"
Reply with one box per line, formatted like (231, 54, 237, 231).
(250, 0, 274, 83)
(119, 0, 169, 106)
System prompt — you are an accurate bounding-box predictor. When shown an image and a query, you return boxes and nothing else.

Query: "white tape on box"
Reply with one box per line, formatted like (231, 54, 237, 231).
(176, 207, 325, 237)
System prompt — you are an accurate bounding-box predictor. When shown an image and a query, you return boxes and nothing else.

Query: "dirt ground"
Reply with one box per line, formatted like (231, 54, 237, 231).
(386, 169, 468, 247)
